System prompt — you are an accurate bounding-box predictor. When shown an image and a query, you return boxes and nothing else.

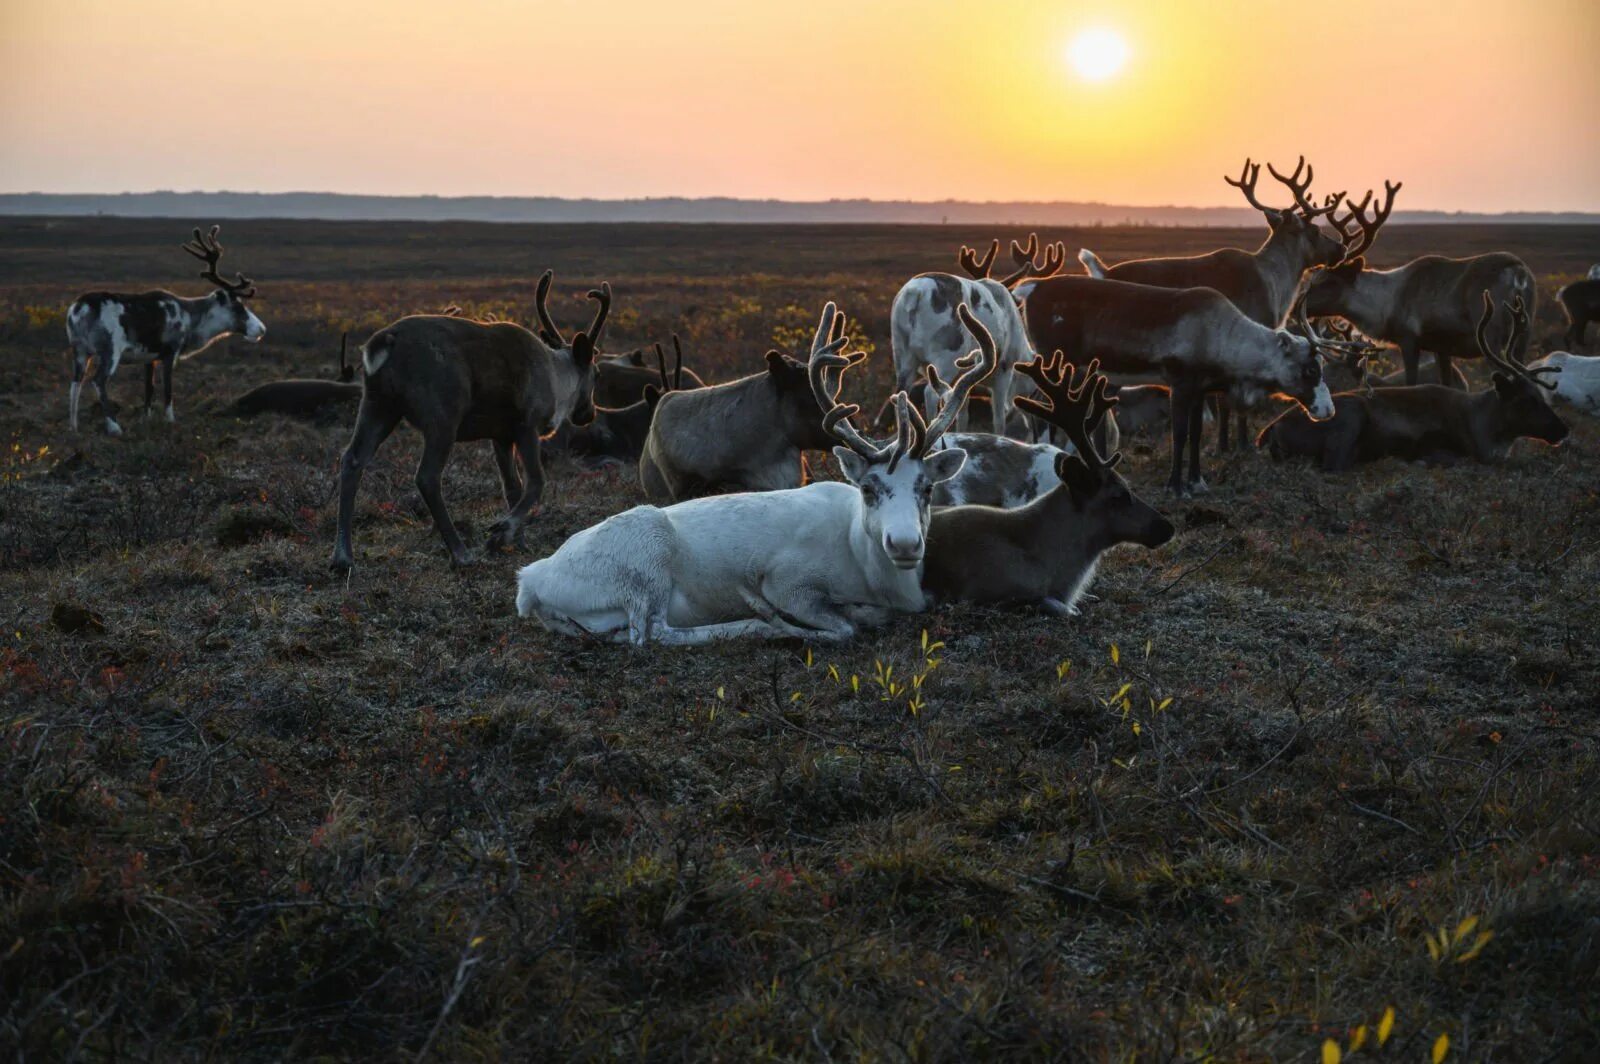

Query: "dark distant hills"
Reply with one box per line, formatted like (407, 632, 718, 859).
(1, 191, 1595, 226)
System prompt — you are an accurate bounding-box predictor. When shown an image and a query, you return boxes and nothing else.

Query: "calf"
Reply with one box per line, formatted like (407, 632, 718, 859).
(1258, 294, 1568, 469)
(923, 353, 1175, 616)
(66, 225, 266, 434)
(639, 308, 862, 502)
(1557, 279, 1600, 350)
(329, 272, 607, 571)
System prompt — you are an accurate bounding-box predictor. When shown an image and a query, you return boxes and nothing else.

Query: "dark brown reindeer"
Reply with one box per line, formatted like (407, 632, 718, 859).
(924, 352, 1175, 615)
(1076, 157, 1354, 450)
(1557, 278, 1600, 349)
(1258, 294, 1568, 470)
(547, 336, 699, 465)
(639, 305, 863, 502)
(329, 272, 609, 571)
(224, 333, 362, 420)
(1305, 183, 1536, 386)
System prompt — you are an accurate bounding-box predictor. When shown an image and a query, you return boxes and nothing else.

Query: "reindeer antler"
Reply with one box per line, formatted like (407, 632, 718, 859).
(1330, 179, 1401, 260)
(1265, 155, 1339, 218)
(904, 304, 998, 457)
(1291, 284, 1377, 372)
(583, 283, 611, 342)
(957, 239, 999, 280)
(998, 234, 1067, 287)
(1013, 352, 1121, 475)
(533, 270, 562, 345)
(653, 334, 686, 392)
(1225, 159, 1273, 214)
(805, 303, 895, 462)
(180, 225, 255, 297)
(1476, 292, 1556, 391)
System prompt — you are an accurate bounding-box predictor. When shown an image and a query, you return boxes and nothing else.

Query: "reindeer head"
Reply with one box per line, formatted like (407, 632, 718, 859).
(1015, 354, 1175, 550)
(809, 303, 989, 569)
(1225, 157, 1352, 268)
(180, 225, 266, 342)
(533, 270, 608, 427)
(1478, 293, 1569, 446)
(641, 335, 689, 412)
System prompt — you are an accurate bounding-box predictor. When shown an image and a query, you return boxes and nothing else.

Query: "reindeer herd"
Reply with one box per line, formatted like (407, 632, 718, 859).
(62, 167, 1600, 645)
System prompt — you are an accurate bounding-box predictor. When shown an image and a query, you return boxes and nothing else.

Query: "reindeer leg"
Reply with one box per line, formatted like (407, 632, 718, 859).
(161, 356, 176, 422)
(1186, 390, 1208, 493)
(143, 363, 156, 418)
(486, 427, 545, 551)
(492, 441, 523, 510)
(1166, 384, 1192, 496)
(1400, 342, 1422, 386)
(1234, 409, 1252, 453)
(1214, 395, 1231, 454)
(414, 431, 472, 567)
(1435, 352, 1461, 389)
(95, 357, 121, 436)
(68, 350, 88, 432)
(329, 400, 400, 572)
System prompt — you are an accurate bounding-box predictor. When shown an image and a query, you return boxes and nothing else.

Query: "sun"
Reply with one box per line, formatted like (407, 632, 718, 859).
(1067, 28, 1130, 83)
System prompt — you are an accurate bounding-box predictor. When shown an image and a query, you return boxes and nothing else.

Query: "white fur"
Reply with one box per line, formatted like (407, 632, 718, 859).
(891, 275, 1034, 437)
(1309, 379, 1335, 420)
(1589, 265, 1600, 282)
(1526, 352, 1600, 416)
(517, 450, 965, 646)
(1077, 248, 1108, 279)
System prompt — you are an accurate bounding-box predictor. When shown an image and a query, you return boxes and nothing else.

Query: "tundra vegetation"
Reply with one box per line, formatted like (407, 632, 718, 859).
(1, 217, 1597, 1060)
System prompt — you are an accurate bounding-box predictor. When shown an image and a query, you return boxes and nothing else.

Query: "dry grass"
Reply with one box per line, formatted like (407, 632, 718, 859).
(2, 217, 1598, 1061)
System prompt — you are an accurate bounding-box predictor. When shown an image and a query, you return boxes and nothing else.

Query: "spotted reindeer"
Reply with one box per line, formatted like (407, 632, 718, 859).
(66, 225, 266, 435)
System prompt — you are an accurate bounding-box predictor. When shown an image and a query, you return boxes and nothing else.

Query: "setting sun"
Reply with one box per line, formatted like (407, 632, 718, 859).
(1067, 27, 1130, 82)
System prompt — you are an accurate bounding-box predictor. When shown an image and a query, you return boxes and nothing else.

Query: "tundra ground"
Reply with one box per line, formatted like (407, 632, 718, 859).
(2, 218, 1598, 1060)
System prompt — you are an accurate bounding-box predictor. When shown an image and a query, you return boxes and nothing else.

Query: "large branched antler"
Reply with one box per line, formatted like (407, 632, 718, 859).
(998, 233, 1067, 287)
(902, 303, 998, 459)
(957, 239, 999, 280)
(583, 283, 611, 342)
(1476, 292, 1556, 391)
(1329, 179, 1401, 260)
(180, 225, 255, 297)
(533, 270, 563, 345)
(805, 302, 897, 462)
(1013, 352, 1121, 476)
(1226, 157, 1340, 221)
(1291, 279, 1378, 371)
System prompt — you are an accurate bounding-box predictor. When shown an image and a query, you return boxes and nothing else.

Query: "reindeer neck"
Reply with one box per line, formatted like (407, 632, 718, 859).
(1253, 229, 1318, 326)
(1338, 269, 1406, 340)
(175, 294, 235, 352)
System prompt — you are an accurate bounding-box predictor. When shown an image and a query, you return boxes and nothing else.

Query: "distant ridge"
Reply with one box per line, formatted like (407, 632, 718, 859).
(2, 191, 1595, 226)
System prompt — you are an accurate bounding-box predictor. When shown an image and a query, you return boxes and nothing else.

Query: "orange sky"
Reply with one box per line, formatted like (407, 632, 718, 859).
(3, 0, 1597, 211)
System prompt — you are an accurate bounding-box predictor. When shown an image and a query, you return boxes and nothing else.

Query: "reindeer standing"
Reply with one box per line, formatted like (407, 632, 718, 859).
(65, 225, 266, 434)
(890, 234, 1065, 436)
(1076, 157, 1357, 451)
(329, 272, 608, 571)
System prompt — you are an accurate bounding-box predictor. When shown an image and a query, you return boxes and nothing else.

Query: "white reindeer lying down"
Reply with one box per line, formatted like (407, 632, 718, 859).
(516, 302, 996, 645)
(1525, 351, 1600, 417)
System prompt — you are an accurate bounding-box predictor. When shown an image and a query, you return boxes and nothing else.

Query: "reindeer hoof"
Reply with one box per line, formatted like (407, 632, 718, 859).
(329, 555, 352, 574)
(450, 550, 478, 569)
(1189, 478, 1210, 495)
(104, 420, 123, 436)
(484, 521, 520, 551)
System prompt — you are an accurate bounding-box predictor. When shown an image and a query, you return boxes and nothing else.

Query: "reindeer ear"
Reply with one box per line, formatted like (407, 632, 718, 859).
(833, 447, 869, 485)
(571, 332, 596, 367)
(765, 350, 787, 376)
(1491, 371, 1518, 397)
(923, 447, 966, 484)
(627, 349, 646, 366)
(643, 384, 663, 407)
(1055, 454, 1099, 503)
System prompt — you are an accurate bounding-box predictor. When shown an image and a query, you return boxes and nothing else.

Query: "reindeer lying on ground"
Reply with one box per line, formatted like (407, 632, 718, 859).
(1557, 279, 1600, 350)
(639, 308, 863, 502)
(516, 303, 988, 645)
(1525, 350, 1600, 416)
(1020, 274, 1337, 496)
(66, 225, 266, 434)
(1076, 158, 1360, 451)
(547, 337, 698, 465)
(890, 234, 1065, 436)
(225, 333, 361, 420)
(923, 353, 1175, 616)
(329, 272, 607, 571)
(1258, 295, 1568, 469)
(1305, 200, 1535, 386)
(593, 344, 707, 407)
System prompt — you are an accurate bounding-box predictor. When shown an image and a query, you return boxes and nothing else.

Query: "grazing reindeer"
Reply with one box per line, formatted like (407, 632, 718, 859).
(329, 272, 608, 571)
(225, 333, 362, 419)
(923, 353, 1175, 615)
(1259, 294, 1568, 469)
(1557, 278, 1600, 350)
(890, 233, 1065, 436)
(592, 345, 706, 407)
(515, 303, 988, 645)
(1305, 185, 1536, 386)
(1020, 274, 1336, 496)
(639, 307, 863, 502)
(1077, 157, 1354, 451)
(66, 225, 266, 434)
(548, 337, 698, 465)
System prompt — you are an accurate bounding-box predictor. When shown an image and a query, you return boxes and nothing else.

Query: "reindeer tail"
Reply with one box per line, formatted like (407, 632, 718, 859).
(1077, 248, 1109, 279)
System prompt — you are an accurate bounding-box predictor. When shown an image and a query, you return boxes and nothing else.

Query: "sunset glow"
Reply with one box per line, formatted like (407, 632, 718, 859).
(0, 0, 1596, 211)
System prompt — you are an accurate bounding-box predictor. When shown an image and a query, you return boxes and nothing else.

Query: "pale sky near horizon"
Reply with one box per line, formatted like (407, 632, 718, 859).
(2, 0, 1597, 211)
